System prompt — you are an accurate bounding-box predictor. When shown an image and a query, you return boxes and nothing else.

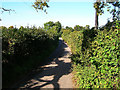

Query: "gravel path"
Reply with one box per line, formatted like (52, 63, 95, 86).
(18, 38, 74, 89)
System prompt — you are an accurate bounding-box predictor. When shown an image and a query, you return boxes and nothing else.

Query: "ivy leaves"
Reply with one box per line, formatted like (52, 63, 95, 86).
(62, 21, 119, 88)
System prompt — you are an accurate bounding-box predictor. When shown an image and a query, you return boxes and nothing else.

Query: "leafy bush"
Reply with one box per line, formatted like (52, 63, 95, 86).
(2, 25, 59, 88)
(62, 22, 119, 89)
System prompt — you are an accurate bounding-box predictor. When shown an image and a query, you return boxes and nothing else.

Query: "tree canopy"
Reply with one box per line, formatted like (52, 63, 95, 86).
(1, 0, 120, 28)
(94, 0, 120, 29)
(44, 21, 62, 33)
(74, 25, 84, 31)
(32, 0, 49, 14)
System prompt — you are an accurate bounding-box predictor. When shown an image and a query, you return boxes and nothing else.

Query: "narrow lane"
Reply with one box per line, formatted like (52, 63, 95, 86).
(18, 38, 74, 88)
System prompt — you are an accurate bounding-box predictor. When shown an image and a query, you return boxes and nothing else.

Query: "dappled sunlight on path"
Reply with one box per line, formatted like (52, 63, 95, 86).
(18, 38, 74, 88)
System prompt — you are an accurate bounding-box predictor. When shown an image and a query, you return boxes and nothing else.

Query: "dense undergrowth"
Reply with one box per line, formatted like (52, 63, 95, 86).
(62, 21, 120, 88)
(2, 25, 59, 88)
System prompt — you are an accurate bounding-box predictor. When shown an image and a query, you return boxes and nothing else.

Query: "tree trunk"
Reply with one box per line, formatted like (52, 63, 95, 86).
(95, 9, 99, 30)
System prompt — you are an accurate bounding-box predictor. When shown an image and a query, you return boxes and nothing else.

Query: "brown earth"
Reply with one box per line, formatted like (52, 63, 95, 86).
(17, 38, 74, 89)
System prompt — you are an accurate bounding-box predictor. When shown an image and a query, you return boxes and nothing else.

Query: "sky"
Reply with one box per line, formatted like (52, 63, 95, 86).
(0, 0, 113, 28)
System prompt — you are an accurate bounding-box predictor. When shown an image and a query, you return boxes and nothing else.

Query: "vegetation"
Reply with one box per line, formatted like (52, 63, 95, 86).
(62, 21, 120, 88)
(44, 21, 62, 33)
(2, 21, 61, 88)
(32, 0, 49, 14)
(94, 0, 120, 29)
(1, 0, 120, 89)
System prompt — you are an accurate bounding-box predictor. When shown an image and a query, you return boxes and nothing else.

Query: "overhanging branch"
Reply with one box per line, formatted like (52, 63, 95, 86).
(0, 7, 15, 14)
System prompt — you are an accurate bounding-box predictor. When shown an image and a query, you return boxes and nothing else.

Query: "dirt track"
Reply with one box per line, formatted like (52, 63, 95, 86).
(18, 38, 74, 88)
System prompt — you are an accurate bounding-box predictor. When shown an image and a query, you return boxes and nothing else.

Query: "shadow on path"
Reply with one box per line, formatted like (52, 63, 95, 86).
(19, 38, 73, 89)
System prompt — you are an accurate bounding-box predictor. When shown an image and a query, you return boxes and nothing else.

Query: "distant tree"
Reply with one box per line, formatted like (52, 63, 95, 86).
(44, 21, 55, 30)
(74, 25, 83, 31)
(19, 26, 24, 30)
(34, 0, 119, 30)
(85, 25, 90, 29)
(65, 26, 74, 32)
(55, 21, 62, 33)
(0, 26, 7, 30)
(44, 21, 62, 33)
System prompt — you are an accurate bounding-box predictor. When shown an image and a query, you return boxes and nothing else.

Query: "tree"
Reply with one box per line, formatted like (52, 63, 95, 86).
(1, 0, 119, 28)
(32, 0, 49, 14)
(74, 25, 84, 31)
(55, 21, 62, 33)
(107, 1, 120, 21)
(94, 0, 106, 29)
(65, 26, 74, 32)
(44, 21, 55, 30)
(33, 0, 119, 30)
(44, 21, 62, 33)
(94, 0, 120, 29)
(85, 25, 90, 29)
(0, 0, 49, 21)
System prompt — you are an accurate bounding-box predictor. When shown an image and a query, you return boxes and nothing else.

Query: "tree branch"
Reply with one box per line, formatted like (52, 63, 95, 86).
(0, 7, 15, 14)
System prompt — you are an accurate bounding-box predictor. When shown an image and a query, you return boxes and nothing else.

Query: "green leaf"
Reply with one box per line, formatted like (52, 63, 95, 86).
(105, 66, 109, 70)
(111, 46, 115, 50)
